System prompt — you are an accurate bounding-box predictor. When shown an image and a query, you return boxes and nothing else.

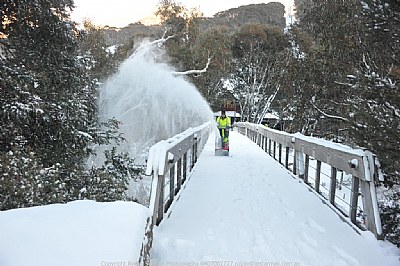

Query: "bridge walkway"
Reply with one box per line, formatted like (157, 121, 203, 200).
(151, 131, 397, 266)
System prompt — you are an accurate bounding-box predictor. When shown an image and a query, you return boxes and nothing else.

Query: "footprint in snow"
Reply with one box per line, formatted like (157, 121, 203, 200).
(332, 245, 360, 266)
(206, 228, 215, 241)
(305, 218, 326, 233)
(284, 209, 296, 218)
(278, 198, 289, 206)
(301, 231, 318, 248)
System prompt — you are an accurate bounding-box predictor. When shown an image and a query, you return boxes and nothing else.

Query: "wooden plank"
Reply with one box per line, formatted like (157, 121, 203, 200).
(252, 125, 366, 180)
(294, 138, 366, 180)
(166, 134, 194, 165)
(265, 129, 294, 147)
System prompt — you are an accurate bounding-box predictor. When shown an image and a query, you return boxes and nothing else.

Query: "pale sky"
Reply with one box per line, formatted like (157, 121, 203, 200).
(71, 0, 295, 27)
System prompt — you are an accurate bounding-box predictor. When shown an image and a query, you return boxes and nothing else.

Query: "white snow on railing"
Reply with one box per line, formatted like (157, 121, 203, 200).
(145, 121, 212, 177)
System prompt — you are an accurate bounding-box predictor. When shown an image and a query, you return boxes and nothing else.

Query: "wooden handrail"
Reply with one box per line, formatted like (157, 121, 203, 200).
(145, 121, 212, 226)
(236, 122, 384, 239)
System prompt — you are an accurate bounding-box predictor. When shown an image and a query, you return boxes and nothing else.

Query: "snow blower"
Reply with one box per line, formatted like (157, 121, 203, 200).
(215, 128, 229, 156)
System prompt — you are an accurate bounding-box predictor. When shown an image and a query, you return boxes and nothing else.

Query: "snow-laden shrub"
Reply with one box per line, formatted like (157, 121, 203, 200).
(378, 185, 400, 247)
(0, 146, 143, 211)
(83, 147, 143, 202)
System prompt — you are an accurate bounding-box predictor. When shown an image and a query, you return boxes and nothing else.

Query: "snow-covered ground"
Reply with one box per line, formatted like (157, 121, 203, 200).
(278, 148, 365, 220)
(0, 201, 150, 266)
(151, 131, 400, 265)
(1, 131, 399, 266)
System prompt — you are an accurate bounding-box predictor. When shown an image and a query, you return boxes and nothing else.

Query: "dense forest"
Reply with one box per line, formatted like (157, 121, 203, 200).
(1, 0, 399, 246)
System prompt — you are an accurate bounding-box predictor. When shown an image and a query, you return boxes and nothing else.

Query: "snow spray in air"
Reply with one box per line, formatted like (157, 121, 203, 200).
(99, 40, 214, 163)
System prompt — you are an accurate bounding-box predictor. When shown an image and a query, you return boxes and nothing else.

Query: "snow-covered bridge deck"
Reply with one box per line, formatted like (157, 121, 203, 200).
(151, 131, 398, 265)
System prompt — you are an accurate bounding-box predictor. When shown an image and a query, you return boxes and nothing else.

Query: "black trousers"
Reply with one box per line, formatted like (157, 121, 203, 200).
(219, 128, 229, 139)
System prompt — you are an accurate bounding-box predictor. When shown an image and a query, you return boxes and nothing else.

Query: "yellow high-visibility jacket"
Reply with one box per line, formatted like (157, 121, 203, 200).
(216, 116, 231, 129)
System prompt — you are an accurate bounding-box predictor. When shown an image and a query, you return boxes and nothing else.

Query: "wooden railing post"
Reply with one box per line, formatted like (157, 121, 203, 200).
(296, 151, 305, 179)
(360, 177, 383, 239)
(263, 136, 266, 150)
(268, 139, 272, 156)
(193, 136, 198, 165)
(285, 147, 290, 169)
(315, 160, 321, 193)
(264, 137, 268, 153)
(166, 165, 175, 210)
(350, 176, 360, 224)
(278, 144, 282, 165)
(155, 174, 164, 225)
(182, 152, 187, 183)
(273, 141, 276, 160)
(304, 154, 310, 184)
(330, 167, 337, 205)
(176, 158, 182, 192)
(191, 145, 195, 170)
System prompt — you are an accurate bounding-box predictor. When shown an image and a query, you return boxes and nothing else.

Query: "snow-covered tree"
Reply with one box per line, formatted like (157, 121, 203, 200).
(283, 0, 400, 246)
(156, 0, 203, 69)
(189, 27, 234, 110)
(78, 19, 120, 81)
(229, 24, 290, 123)
(0, 0, 141, 210)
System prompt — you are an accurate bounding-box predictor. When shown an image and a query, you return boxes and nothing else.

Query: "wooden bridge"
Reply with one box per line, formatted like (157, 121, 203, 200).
(142, 122, 395, 264)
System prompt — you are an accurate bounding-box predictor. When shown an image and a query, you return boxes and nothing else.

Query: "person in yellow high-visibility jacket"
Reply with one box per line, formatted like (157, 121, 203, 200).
(216, 110, 231, 143)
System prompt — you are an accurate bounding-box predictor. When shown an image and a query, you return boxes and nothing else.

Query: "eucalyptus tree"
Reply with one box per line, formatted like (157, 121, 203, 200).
(229, 24, 290, 123)
(155, 0, 203, 70)
(190, 26, 234, 110)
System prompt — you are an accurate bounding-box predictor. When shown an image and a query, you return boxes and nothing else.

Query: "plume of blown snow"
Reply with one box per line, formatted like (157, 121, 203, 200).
(99, 40, 213, 163)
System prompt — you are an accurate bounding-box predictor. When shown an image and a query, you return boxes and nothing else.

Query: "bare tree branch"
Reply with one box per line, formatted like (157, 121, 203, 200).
(172, 56, 212, 76)
(334, 81, 357, 88)
(129, 28, 175, 59)
(257, 85, 280, 124)
(310, 101, 348, 121)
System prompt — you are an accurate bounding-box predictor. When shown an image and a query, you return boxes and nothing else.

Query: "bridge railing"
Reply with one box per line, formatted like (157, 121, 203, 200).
(236, 122, 384, 239)
(145, 121, 212, 226)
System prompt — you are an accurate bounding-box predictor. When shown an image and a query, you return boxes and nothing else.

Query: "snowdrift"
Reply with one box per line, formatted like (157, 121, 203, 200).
(0, 200, 151, 266)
